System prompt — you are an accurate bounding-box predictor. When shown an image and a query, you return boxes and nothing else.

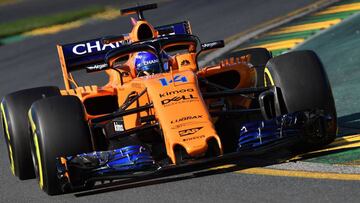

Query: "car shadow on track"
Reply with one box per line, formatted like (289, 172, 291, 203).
(73, 135, 360, 197)
(72, 116, 360, 198)
(73, 145, 360, 197)
(73, 151, 292, 197)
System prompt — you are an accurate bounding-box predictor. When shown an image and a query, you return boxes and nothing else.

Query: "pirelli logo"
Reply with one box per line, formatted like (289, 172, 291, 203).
(178, 127, 203, 137)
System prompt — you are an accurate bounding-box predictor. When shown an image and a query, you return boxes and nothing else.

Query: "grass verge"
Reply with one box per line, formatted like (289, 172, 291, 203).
(0, 0, 17, 6)
(0, 5, 105, 38)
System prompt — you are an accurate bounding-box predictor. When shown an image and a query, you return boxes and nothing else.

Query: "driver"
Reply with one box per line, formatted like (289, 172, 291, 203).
(134, 51, 170, 76)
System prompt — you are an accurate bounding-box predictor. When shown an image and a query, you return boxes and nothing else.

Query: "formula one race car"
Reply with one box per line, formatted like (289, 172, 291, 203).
(1, 4, 336, 195)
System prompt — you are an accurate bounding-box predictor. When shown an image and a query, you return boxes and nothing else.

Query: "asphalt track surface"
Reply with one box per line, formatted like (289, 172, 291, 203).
(0, 0, 122, 23)
(1, 0, 359, 202)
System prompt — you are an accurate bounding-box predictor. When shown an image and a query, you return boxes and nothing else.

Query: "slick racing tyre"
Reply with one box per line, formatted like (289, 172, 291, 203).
(1, 86, 60, 180)
(28, 96, 92, 195)
(215, 48, 272, 152)
(225, 48, 272, 87)
(265, 50, 337, 148)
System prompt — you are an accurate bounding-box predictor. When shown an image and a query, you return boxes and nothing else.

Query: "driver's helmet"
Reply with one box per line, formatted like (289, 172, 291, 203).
(134, 51, 169, 76)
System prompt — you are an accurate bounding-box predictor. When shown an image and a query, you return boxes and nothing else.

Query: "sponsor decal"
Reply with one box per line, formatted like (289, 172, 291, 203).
(161, 94, 197, 106)
(139, 59, 159, 66)
(171, 121, 208, 130)
(159, 88, 194, 98)
(71, 39, 130, 55)
(179, 127, 203, 137)
(159, 75, 188, 86)
(201, 42, 218, 49)
(171, 115, 203, 124)
(140, 74, 162, 80)
(114, 121, 125, 132)
(135, 52, 159, 67)
(85, 63, 108, 71)
(183, 135, 205, 142)
(103, 118, 125, 137)
(201, 41, 223, 49)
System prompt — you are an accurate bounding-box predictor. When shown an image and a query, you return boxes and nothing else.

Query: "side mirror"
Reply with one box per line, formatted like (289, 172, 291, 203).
(196, 40, 225, 69)
(200, 40, 225, 51)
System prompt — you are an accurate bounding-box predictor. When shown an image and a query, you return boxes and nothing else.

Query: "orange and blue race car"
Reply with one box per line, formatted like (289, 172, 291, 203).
(1, 4, 337, 195)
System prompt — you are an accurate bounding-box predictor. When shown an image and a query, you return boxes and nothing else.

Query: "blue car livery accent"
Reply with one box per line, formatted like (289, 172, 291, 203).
(59, 22, 191, 72)
(67, 145, 155, 174)
(159, 75, 188, 86)
(237, 111, 318, 151)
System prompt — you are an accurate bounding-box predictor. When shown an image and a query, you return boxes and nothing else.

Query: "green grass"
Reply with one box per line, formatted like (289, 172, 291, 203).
(0, 6, 105, 38)
(0, 0, 17, 5)
(305, 148, 360, 165)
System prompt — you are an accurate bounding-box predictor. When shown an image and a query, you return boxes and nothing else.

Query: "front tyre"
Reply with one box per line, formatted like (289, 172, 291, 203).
(265, 50, 337, 148)
(28, 96, 92, 195)
(1, 86, 60, 179)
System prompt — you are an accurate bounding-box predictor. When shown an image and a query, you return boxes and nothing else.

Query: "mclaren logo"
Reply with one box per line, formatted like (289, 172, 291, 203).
(181, 59, 190, 66)
(178, 127, 203, 137)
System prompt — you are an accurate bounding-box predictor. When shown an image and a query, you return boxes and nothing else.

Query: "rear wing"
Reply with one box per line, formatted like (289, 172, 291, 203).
(57, 21, 191, 71)
(57, 21, 191, 89)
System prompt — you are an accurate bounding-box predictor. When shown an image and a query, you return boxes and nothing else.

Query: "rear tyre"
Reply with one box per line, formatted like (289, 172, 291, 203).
(265, 50, 337, 148)
(1, 86, 60, 179)
(28, 96, 92, 195)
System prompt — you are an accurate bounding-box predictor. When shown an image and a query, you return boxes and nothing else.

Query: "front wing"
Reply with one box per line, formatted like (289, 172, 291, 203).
(56, 109, 332, 192)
